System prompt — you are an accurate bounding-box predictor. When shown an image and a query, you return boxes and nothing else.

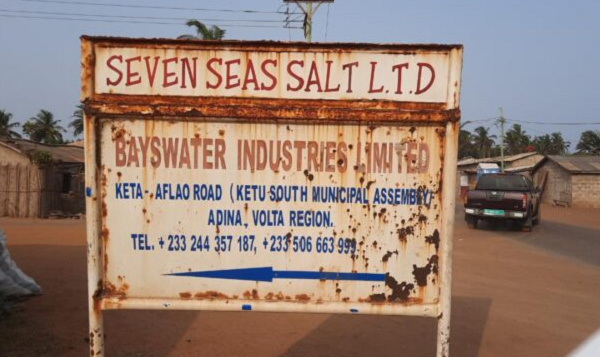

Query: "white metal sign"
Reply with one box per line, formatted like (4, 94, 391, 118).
(82, 37, 462, 357)
(95, 47, 453, 103)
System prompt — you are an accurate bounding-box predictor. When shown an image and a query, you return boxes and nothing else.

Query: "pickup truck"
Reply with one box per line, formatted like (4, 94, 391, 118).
(464, 173, 541, 231)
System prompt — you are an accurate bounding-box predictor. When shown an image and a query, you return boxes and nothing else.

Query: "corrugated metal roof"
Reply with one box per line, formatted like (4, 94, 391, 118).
(68, 140, 84, 147)
(0, 138, 84, 164)
(505, 164, 537, 173)
(457, 152, 538, 166)
(547, 155, 600, 174)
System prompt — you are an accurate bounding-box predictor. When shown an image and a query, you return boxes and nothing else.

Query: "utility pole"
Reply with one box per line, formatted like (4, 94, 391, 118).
(284, 1, 333, 42)
(498, 107, 506, 172)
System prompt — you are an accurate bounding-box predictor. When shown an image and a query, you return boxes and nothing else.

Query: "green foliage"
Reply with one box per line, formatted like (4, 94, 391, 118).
(22, 110, 65, 144)
(27, 150, 53, 166)
(532, 132, 570, 155)
(472, 126, 497, 158)
(504, 124, 531, 155)
(69, 103, 84, 137)
(0, 109, 21, 138)
(179, 20, 226, 40)
(576, 130, 600, 155)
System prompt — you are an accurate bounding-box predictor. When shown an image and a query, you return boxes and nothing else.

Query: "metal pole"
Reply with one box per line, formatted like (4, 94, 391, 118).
(81, 37, 105, 357)
(84, 112, 104, 356)
(305, 2, 312, 42)
(498, 107, 505, 172)
(437, 120, 458, 357)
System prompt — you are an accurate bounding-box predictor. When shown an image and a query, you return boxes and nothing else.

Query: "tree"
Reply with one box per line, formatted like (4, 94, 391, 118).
(549, 132, 569, 155)
(576, 130, 600, 155)
(472, 126, 497, 158)
(504, 124, 531, 155)
(178, 20, 225, 40)
(70, 103, 84, 137)
(459, 129, 475, 159)
(0, 109, 21, 138)
(532, 132, 570, 155)
(22, 110, 66, 144)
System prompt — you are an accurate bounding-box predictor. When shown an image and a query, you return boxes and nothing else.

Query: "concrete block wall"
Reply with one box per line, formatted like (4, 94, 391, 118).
(571, 174, 600, 208)
(535, 160, 571, 205)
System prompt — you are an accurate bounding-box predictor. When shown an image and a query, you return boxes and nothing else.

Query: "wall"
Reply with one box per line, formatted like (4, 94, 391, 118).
(571, 174, 600, 208)
(0, 146, 85, 217)
(534, 160, 571, 206)
(0, 164, 43, 218)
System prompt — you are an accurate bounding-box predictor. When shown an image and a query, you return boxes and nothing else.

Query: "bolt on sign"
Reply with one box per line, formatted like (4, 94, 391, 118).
(82, 37, 462, 356)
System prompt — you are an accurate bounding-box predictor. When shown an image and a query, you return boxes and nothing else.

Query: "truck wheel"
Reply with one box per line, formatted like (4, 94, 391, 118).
(466, 216, 478, 229)
(521, 218, 533, 232)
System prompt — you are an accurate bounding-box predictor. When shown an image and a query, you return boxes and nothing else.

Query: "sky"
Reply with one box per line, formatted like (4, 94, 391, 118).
(1, 0, 599, 149)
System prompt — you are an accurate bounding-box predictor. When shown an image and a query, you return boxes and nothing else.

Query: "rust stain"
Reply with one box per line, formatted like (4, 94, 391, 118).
(101, 202, 107, 218)
(87, 98, 459, 126)
(397, 225, 414, 243)
(179, 292, 192, 299)
(243, 290, 259, 300)
(101, 227, 109, 241)
(386, 275, 414, 302)
(368, 293, 386, 302)
(425, 229, 440, 250)
(382, 250, 398, 262)
(194, 291, 229, 300)
(412, 254, 439, 286)
(295, 294, 311, 302)
(104, 281, 127, 299)
(365, 180, 376, 190)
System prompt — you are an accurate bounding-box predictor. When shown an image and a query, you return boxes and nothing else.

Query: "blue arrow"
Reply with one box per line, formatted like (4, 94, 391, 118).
(165, 267, 386, 282)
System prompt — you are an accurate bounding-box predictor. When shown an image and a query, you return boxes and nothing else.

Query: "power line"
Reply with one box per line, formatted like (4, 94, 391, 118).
(0, 14, 301, 28)
(13, 0, 301, 15)
(462, 117, 500, 125)
(506, 118, 600, 126)
(0, 9, 303, 23)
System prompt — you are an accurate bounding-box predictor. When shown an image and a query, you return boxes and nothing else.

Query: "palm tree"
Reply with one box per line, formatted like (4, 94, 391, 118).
(178, 20, 225, 40)
(472, 126, 497, 158)
(504, 124, 530, 155)
(0, 109, 21, 138)
(70, 103, 84, 137)
(22, 110, 66, 144)
(532, 134, 552, 155)
(576, 130, 600, 155)
(549, 132, 569, 155)
(459, 129, 474, 159)
(532, 133, 570, 155)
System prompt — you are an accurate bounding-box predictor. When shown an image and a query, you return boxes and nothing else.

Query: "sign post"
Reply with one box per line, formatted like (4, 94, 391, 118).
(82, 37, 462, 356)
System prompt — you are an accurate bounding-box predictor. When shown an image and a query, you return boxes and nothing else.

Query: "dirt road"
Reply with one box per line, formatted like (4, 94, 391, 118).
(1, 204, 599, 356)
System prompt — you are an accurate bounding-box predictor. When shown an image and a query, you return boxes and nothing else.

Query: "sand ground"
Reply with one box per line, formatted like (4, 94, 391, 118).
(1, 204, 599, 356)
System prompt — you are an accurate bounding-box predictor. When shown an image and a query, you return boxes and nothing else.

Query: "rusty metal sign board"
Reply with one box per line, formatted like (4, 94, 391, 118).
(82, 37, 462, 356)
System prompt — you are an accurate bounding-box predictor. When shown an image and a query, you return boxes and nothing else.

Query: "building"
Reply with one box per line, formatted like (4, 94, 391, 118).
(0, 138, 85, 218)
(532, 155, 600, 208)
(457, 152, 544, 193)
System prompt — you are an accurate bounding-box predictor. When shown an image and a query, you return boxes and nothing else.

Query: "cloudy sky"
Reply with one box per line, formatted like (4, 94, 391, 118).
(1, 0, 599, 148)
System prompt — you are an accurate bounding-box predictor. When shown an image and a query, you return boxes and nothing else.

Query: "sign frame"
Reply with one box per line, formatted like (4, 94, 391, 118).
(82, 36, 462, 357)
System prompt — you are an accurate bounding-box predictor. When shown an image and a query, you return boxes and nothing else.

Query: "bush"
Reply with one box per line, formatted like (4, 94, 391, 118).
(27, 150, 53, 166)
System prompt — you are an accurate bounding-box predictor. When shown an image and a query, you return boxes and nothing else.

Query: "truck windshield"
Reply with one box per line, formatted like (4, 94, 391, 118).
(475, 175, 530, 192)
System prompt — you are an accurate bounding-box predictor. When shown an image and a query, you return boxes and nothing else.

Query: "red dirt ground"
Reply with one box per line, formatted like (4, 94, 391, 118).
(1, 204, 599, 356)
